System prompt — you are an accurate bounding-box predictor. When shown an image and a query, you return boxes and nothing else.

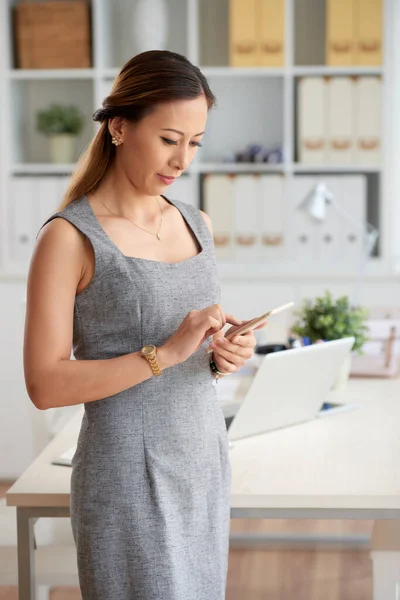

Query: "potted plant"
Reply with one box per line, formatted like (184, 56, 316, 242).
(291, 291, 369, 389)
(36, 104, 84, 164)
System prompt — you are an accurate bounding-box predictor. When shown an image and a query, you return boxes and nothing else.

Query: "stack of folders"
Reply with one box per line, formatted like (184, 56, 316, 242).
(203, 174, 285, 261)
(298, 76, 381, 165)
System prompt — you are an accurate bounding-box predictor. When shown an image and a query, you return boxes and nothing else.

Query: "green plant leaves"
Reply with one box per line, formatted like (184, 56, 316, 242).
(291, 290, 369, 353)
(36, 104, 84, 136)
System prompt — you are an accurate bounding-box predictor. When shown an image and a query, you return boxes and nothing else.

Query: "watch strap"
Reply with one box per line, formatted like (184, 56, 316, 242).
(142, 347, 162, 376)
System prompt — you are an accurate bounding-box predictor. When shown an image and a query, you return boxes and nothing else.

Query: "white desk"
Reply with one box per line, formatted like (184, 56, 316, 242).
(7, 378, 400, 600)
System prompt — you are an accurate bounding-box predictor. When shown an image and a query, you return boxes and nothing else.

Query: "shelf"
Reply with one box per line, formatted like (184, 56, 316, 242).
(292, 164, 382, 173)
(9, 163, 380, 176)
(195, 163, 284, 173)
(102, 68, 120, 80)
(216, 258, 392, 281)
(200, 67, 285, 77)
(293, 66, 384, 77)
(11, 164, 76, 175)
(9, 69, 96, 80)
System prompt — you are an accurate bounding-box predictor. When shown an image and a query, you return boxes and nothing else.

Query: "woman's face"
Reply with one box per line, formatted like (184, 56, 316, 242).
(110, 96, 208, 195)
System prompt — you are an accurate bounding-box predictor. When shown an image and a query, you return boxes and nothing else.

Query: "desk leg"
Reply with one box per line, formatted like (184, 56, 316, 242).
(17, 507, 36, 600)
(370, 521, 400, 600)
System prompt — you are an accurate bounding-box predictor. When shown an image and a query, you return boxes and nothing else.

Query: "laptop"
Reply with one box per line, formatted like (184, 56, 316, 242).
(226, 337, 356, 442)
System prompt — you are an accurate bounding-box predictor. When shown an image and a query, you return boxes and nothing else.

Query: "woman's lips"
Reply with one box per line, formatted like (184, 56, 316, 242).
(158, 174, 176, 185)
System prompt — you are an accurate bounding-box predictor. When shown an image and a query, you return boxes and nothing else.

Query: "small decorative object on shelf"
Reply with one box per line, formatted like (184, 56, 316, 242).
(291, 290, 369, 389)
(14, 1, 92, 69)
(222, 143, 283, 164)
(36, 104, 84, 164)
(132, 0, 169, 53)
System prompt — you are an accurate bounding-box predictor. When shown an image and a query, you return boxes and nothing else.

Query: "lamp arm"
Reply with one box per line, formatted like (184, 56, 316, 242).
(328, 197, 377, 239)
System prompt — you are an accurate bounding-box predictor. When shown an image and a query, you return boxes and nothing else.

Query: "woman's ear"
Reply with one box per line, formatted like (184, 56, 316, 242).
(108, 116, 124, 139)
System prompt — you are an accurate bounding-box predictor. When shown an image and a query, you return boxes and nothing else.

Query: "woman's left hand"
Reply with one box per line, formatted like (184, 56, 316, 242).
(210, 330, 257, 374)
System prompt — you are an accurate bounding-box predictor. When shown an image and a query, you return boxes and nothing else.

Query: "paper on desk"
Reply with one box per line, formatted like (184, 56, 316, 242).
(52, 445, 76, 467)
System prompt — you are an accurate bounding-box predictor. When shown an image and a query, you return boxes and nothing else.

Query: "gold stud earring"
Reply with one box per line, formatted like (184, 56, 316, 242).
(111, 136, 122, 146)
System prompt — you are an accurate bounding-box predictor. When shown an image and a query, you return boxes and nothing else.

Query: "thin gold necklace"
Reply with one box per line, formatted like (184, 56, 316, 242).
(101, 197, 163, 240)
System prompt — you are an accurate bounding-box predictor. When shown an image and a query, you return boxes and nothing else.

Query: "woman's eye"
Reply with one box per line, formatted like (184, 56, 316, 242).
(161, 137, 202, 148)
(161, 137, 178, 145)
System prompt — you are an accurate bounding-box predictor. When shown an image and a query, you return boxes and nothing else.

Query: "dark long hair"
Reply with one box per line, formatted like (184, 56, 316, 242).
(59, 50, 216, 209)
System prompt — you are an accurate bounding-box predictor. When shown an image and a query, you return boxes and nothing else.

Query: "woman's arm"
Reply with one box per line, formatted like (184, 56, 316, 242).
(24, 218, 174, 411)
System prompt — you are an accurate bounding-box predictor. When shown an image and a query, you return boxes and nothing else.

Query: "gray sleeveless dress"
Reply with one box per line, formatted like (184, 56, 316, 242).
(40, 195, 231, 600)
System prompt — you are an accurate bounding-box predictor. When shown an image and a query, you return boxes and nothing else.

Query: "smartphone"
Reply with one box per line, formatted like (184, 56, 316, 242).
(225, 302, 294, 339)
(206, 301, 294, 353)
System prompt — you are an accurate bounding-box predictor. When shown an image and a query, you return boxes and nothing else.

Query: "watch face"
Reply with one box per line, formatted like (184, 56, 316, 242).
(142, 345, 155, 356)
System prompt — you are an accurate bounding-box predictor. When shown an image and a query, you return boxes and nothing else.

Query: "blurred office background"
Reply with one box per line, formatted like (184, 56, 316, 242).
(0, 0, 399, 597)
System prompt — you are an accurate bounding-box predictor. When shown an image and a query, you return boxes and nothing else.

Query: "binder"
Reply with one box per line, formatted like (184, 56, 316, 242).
(326, 0, 355, 66)
(259, 175, 286, 262)
(8, 176, 37, 269)
(298, 77, 327, 164)
(203, 174, 234, 260)
(233, 175, 259, 260)
(335, 175, 366, 266)
(229, 0, 258, 66)
(289, 177, 320, 264)
(326, 77, 354, 165)
(354, 77, 381, 165)
(354, 0, 382, 66)
(257, 0, 284, 67)
(316, 184, 343, 265)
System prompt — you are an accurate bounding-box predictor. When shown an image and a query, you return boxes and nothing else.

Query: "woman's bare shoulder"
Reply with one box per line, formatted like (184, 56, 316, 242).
(32, 216, 88, 283)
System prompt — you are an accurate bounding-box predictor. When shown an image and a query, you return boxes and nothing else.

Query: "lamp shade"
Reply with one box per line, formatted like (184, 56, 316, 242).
(298, 183, 334, 222)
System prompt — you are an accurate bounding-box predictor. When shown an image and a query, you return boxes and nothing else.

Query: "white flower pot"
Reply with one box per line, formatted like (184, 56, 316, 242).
(49, 134, 77, 164)
(133, 0, 168, 52)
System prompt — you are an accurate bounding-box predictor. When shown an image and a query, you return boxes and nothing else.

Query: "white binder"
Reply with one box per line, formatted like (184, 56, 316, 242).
(354, 77, 381, 165)
(316, 192, 344, 264)
(259, 175, 286, 262)
(8, 176, 38, 269)
(233, 175, 259, 260)
(298, 77, 327, 164)
(334, 175, 366, 266)
(289, 177, 320, 263)
(203, 174, 234, 260)
(326, 77, 354, 165)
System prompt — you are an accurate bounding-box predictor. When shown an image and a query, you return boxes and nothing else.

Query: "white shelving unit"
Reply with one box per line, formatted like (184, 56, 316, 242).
(1, 0, 399, 281)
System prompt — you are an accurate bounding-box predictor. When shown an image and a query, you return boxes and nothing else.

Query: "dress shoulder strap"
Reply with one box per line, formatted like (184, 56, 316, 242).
(166, 197, 214, 251)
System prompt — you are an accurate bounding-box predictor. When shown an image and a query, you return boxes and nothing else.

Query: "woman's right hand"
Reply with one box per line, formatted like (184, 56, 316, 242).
(158, 304, 242, 368)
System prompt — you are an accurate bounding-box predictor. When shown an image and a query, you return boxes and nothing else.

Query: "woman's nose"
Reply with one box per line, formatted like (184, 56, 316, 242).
(171, 147, 190, 172)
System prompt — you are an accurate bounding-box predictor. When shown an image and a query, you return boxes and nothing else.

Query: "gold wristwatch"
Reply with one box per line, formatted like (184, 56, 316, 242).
(140, 344, 162, 376)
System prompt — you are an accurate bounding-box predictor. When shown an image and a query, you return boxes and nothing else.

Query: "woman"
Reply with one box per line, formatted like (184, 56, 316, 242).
(23, 50, 258, 600)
